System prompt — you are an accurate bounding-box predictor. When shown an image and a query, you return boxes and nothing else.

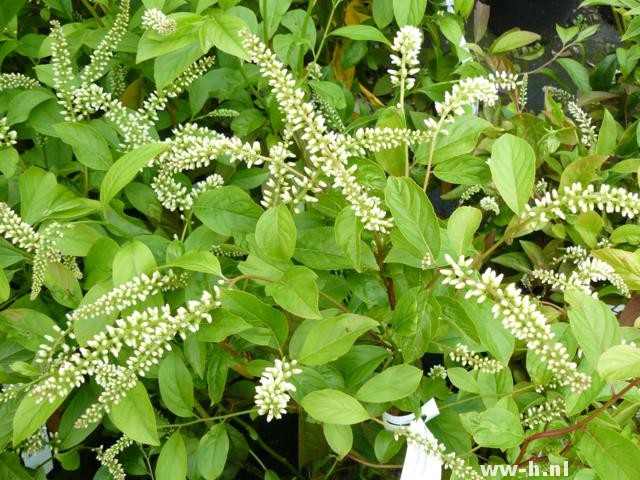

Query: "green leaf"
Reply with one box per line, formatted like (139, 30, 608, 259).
(557, 58, 592, 93)
(0, 269, 9, 302)
(385, 177, 440, 259)
(596, 109, 617, 156)
(567, 291, 620, 369)
(194, 186, 263, 236)
(355, 365, 422, 403)
(19, 166, 57, 224)
(323, 423, 352, 459)
(374, 429, 404, 463)
(489, 29, 541, 54)
(488, 133, 536, 215)
(163, 251, 222, 275)
(112, 240, 157, 285)
(301, 389, 370, 425)
(156, 431, 187, 480)
(13, 392, 64, 446)
(577, 425, 640, 480)
(54, 122, 112, 170)
(374, 107, 406, 176)
(329, 25, 391, 45)
(447, 207, 482, 257)
(460, 407, 524, 448)
(207, 345, 229, 404)
(392, 0, 427, 26)
(221, 290, 288, 347)
(100, 143, 169, 208)
(259, 0, 292, 39)
(201, 13, 249, 60)
(298, 314, 378, 365)
(159, 353, 194, 417)
(255, 205, 297, 261)
(447, 367, 479, 394)
(335, 207, 364, 271)
(597, 344, 640, 381)
(0, 452, 32, 480)
(265, 266, 321, 319)
(109, 382, 160, 445)
(197, 424, 229, 480)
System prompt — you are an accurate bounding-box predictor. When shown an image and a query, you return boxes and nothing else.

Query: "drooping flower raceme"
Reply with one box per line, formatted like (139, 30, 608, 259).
(95, 436, 132, 480)
(80, 0, 131, 84)
(522, 182, 640, 227)
(31, 288, 220, 415)
(521, 398, 565, 429)
(0, 73, 40, 91)
(241, 30, 393, 232)
(141, 8, 176, 36)
(449, 343, 504, 373)
(389, 26, 423, 96)
(442, 255, 591, 392)
(479, 196, 500, 215)
(0, 204, 80, 299)
(533, 256, 629, 298)
(254, 358, 302, 422)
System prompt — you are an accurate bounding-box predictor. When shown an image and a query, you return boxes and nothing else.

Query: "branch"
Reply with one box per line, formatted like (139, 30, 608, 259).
(514, 378, 640, 465)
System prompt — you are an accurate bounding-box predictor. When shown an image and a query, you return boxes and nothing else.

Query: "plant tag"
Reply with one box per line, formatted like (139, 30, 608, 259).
(382, 399, 442, 480)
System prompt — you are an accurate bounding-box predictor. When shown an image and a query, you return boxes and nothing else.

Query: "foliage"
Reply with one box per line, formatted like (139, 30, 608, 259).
(0, 0, 638, 479)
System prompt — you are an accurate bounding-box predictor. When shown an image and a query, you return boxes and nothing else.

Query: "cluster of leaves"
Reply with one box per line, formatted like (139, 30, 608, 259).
(0, 0, 639, 479)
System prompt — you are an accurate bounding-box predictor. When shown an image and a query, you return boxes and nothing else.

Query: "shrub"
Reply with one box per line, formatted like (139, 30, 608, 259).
(0, 1, 638, 479)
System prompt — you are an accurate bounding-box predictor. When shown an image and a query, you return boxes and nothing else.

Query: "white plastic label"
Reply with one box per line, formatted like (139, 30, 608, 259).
(383, 399, 442, 480)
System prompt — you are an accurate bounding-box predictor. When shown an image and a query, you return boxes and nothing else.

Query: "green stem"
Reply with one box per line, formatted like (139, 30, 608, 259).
(422, 115, 446, 191)
(313, 0, 341, 64)
(158, 409, 256, 429)
(299, 0, 318, 75)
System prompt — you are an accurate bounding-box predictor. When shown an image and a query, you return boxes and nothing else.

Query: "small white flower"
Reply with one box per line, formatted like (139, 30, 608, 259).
(389, 26, 423, 92)
(141, 8, 176, 36)
(254, 358, 302, 422)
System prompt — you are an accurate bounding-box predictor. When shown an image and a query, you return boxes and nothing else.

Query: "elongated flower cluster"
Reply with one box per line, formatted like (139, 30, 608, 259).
(449, 344, 504, 373)
(254, 358, 302, 422)
(489, 71, 519, 91)
(389, 26, 423, 94)
(459, 185, 482, 204)
(442, 255, 591, 392)
(393, 427, 483, 480)
(533, 256, 629, 297)
(522, 183, 640, 227)
(31, 223, 65, 299)
(80, 0, 130, 84)
(521, 398, 564, 428)
(66, 270, 187, 325)
(95, 436, 132, 480)
(31, 288, 220, 412)
(0, 117, 17, 146)
(150, 123, 261, 210)
(0, 73, 40, 91)
(141, 56, 215, 122)
(50, 20, 76, 115)
(242, 30, 393, 232)
(567, 101, 597, 147)
(0, 204, 80, 298)
(545, 87, 597, 147)
(479, 196, 500, 215)
(432, 76, 499, 122)
(141, 8, 176, 36)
